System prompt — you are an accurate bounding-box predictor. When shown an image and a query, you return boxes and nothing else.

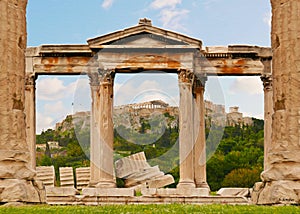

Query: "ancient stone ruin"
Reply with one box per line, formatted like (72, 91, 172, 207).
(0, 0, 299, 205)
(25, 19, 271, 197)
(0, 0, 45, 203)
(252, 0, 300, 205)
(115, 152, 174, 189)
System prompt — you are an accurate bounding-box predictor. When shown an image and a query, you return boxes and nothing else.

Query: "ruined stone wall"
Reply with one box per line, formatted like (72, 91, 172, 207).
(0, 0, 44, 203)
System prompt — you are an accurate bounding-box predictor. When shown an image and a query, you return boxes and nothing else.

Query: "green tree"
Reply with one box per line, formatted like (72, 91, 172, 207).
(222, 168, 261, 188)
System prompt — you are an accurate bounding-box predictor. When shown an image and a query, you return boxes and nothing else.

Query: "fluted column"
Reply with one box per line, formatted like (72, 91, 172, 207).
(177, 69, 196, 189)
(193, 77, 210, 189)
(253, 0, 300, 205)
(0, 0, 44, 202)
(25, 73, 37, 170)
(261, 75, 273, 171)
(97, 70, 116, 188)
(88, 72, 101, 186)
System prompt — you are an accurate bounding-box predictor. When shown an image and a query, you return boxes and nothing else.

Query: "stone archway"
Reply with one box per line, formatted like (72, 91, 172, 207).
(24, 19, 272, 197)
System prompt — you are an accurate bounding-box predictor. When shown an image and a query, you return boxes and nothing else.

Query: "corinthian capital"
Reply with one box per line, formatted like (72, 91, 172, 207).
(261, 74, 272, 90)
(99, 69, 115, 85)
(88, 72, 100, 86)
(193, 75, 207, 93)
(178, 69, 194, 84)
(25, 73, 36, 86)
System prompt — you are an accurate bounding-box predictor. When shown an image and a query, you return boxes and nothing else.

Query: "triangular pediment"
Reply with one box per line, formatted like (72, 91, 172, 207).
(87, 19, 202, 49)
(105, 33, 188, 46)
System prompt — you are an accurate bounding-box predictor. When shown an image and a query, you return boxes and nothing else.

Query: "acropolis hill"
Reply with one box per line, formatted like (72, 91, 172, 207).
(55, 100, 255, 133)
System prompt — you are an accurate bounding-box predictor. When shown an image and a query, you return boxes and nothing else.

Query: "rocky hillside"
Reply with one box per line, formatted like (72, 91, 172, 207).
(55, 100, 254, 133)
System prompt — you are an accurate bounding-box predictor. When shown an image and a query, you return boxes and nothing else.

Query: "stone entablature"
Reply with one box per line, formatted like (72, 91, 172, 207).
(25, 19, 271, 77)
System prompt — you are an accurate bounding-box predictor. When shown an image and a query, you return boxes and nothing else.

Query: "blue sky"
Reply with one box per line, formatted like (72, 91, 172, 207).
(27, 0, 271, 133)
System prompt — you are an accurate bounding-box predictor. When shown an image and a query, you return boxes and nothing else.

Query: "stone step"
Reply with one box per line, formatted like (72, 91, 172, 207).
(141, 187, 210, 197)
(217, 188, 250, 197)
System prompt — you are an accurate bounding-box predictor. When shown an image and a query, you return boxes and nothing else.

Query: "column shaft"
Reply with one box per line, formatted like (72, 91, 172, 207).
(97, 71, 116, 188)
(0, 0, 44, 203)
(253, 0, 300, 204)
(89, 73, 101, 186)
(193, 78, 210, 189)
(25, 74, 36, 170)
(177, 69, 195, 188)
(261, 75, 273, 171)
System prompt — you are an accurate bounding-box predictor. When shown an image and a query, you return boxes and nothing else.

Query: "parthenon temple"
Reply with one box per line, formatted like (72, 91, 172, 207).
(0, 0, 299, 205)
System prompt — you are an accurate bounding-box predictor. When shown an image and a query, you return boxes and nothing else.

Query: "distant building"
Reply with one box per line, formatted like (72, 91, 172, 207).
(36, 141, 61, 151)
(226, 106, 253, 126)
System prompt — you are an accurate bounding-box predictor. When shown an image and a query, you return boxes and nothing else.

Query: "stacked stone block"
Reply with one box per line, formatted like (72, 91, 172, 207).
(75, 167, 91, 190)
(36, 166, 56, 187)
(59, 167, 74, 188)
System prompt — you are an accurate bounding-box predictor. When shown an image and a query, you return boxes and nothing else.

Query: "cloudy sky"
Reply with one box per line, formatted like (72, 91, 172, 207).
(27, 0, 271, 133)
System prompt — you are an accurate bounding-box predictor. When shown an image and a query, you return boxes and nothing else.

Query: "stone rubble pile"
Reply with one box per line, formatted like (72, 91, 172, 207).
(115, 152, 174, 189)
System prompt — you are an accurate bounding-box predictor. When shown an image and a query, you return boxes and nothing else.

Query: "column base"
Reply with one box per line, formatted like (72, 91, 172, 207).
(252, 181, 300, 205)
(95, 181, 116, 188)
(195, 181, 210, 190)
(89, 180, 116, 188)
(177, 180, 196, 189)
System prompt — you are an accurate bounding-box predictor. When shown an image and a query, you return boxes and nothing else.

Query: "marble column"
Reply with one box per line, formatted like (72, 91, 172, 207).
(253, 0, 300, 204)
(97, 70, 116, 188)
(88, 72, 101, 186)
(0, 0, 44, 202)
(177, 69, 196, 189)
(25, 73, 37, 170)
(193, 77, 210, 189)
(261, 75, 273, 171)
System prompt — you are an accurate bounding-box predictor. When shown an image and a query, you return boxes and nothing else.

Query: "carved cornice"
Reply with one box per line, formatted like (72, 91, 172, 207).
(178, 69, 194, 84)
(261, 74, 272, 90)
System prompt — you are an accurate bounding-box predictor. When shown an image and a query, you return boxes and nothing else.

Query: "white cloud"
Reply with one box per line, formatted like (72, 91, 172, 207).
(36, 77, 76, 101)
(36, 77, 84, 133)
(229, 77, 263, 95)
(114, 75, 179, 106)
(202, 0, 218, 9)
(159, 8, 189, 30)
(102, 0, 114, 9)
(36, 112, 54, 134)
(149, 0, 189, 31)
(73, 78, 91, 112)
(44, 101, 70, 116)
(263, 12, 271, 27)
(150, 0, 181, 9)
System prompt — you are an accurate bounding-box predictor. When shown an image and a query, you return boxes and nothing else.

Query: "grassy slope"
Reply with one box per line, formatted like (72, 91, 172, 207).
(0, 205, 299, 214)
